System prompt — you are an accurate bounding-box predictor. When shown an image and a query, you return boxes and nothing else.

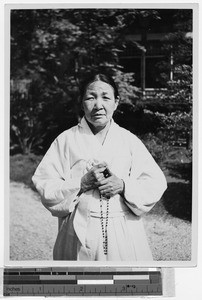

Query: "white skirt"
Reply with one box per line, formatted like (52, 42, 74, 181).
(77, 210, 153, 261)
(54, 200, 153, 261)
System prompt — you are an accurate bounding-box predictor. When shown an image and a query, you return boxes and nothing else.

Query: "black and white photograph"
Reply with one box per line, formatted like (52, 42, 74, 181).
(6, 4, 197, 265)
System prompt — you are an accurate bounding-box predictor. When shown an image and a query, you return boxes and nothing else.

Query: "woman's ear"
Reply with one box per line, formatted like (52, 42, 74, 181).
(115, 96, 120, 108)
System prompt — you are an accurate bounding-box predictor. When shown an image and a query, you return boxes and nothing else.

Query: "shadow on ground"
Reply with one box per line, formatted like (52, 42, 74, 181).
(163, 161, 192, 222)
(162, 182, 192, 222)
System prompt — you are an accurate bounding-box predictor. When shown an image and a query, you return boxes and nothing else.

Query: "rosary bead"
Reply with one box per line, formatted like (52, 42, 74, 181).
(100, 196, 109, 255)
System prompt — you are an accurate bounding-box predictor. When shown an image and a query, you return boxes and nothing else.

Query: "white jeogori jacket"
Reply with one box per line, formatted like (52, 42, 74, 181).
(32, 117, 167, 261)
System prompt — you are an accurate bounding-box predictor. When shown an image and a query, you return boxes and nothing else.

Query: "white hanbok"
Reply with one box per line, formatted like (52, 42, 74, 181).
(32, 117, 167, 261)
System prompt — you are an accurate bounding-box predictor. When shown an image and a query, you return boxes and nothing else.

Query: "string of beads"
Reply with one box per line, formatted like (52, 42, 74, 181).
(100, 197, 109, 255)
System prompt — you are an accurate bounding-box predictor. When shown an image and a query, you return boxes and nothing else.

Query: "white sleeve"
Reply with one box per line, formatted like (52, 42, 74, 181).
(32, 133, 81, 218)
(123, 134, 167, 216)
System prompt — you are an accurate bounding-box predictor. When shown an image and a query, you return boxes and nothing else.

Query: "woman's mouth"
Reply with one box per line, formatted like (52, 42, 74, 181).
(92, 114, 105, 118)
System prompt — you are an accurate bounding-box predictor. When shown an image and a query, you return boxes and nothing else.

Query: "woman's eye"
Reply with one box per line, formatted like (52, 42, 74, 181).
(103, 96, 110, 100)
(85, 97, 94, 101)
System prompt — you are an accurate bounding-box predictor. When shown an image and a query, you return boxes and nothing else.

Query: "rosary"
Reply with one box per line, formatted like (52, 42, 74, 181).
(100, 196, 109, 255)
(99, 167, 111, 256)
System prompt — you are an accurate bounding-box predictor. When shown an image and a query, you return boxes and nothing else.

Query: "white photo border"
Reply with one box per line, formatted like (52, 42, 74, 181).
(4, 2, 198, 268)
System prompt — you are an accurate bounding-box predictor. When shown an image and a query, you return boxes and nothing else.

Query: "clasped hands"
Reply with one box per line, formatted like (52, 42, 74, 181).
(80, 161, 124, 199)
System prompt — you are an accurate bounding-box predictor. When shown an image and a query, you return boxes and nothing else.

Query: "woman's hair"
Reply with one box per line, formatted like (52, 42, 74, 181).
(79, 73, 119, 100)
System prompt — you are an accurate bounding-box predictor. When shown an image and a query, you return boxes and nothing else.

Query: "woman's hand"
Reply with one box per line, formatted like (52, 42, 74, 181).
(80, 162, 107, 193)
(97, 172, 124, 199)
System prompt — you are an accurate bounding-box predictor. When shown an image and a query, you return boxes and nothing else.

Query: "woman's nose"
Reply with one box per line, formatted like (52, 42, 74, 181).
(94, 98, 103, 109)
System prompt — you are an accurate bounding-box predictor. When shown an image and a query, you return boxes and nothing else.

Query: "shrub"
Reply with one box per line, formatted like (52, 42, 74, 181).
(10, 154, 42, 189)
(141, 133, 171, 165)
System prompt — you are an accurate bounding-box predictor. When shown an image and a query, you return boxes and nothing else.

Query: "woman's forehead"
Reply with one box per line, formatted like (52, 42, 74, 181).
(85, 80, 114, 94)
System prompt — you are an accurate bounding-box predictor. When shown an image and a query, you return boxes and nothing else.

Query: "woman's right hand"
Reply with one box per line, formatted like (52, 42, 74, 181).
(80, 162, 107, 193)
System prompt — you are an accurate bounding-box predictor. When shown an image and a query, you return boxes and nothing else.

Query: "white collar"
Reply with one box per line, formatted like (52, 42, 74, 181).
(78, 116, 114, 133)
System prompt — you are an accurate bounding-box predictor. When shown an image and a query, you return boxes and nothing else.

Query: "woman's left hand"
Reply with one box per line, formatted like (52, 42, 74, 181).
(97, 173, 124, 198)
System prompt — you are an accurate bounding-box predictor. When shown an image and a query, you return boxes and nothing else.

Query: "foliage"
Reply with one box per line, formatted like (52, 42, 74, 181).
(11, 9, 143, 154)
(141, 133, 170, 165)
(155, 9, 192, 81)
(155, 64, 192, 106)
(155, 111, 192, 146)
(114, 71, 140, 105)
(10, 9, 193, 155)
(144, 49, 192, 149)
(10, 81, 45, 155)
(153, 64, 192, 148)
(147, 10, 193, 150)
(10, 154, 42, 189)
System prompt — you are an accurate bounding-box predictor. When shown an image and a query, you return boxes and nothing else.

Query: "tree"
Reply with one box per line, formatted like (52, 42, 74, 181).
(10, 80, 45, 154)
(144, 10, 193, 150)
(10, 9, 140, 154)
(10, 9, 193, 154)
(154, 64, 192, 150)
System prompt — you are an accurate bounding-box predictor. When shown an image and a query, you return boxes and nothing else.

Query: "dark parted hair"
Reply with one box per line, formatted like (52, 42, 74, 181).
(79, 73, 119, 101)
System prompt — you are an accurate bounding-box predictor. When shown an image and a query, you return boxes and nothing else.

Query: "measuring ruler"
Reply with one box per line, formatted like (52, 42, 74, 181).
(3, 267, 162, 296)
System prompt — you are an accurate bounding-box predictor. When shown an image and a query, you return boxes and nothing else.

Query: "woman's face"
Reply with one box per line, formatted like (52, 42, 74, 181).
(82, 80, 119, 132)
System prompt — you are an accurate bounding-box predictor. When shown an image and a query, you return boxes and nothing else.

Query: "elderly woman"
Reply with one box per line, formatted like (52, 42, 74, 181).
(32, 73, 167, 261)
